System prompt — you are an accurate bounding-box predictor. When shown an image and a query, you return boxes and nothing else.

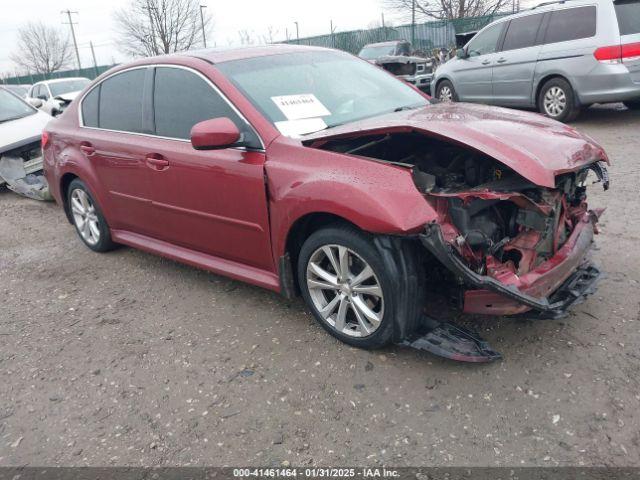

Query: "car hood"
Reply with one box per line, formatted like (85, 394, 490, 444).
(54, 91, 81, 102)
(304, 102, 608, 188)
(0, 110, 51, 154)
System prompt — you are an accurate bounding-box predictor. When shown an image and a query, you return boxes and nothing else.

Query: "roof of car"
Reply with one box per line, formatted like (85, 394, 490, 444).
(181, 44, 333, 64)
(40, 77, 90, 85)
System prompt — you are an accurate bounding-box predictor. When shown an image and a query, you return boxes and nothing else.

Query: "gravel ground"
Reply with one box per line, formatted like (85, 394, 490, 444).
(1, 104, 639, 468)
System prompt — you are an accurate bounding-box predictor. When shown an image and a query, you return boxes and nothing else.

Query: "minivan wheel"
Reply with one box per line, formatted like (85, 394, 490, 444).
(538, 78, 579, 122)
(67, 178, 116, 252)
(436, 80, 457, 102)
(297, 225, 397, 349)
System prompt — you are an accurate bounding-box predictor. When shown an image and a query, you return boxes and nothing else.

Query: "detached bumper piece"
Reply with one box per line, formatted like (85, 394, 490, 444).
(400, 316, 502, 363)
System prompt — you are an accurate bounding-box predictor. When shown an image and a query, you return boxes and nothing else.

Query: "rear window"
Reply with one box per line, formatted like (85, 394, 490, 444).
(98, 69, 145, 133)
(615, 0, 640, 35)
(544, 6, 597, 44)
(502, 13, 544, 51)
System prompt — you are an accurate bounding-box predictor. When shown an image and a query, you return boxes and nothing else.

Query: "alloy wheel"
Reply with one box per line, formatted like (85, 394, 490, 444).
(306, 244, 384, 338)
(543, 86, 566, 117)
(439, 85, 453, 102)
(70, 188, 101, 246)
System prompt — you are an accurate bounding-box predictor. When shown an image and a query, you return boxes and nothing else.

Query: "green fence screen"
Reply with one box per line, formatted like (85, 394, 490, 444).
(2, 64, 117, 86)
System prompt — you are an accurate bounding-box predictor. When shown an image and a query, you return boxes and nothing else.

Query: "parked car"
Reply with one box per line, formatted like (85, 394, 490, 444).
(27, 78, 90, 117)
(0, 87, 50, 186)
(43, 45, 608, 354)
(432, 0, 640, 122)
(359, 40, 434, 89)
(3, 84, 31, 99)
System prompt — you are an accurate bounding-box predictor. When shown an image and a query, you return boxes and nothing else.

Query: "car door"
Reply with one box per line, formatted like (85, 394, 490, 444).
(452, 22, 506, 102)
(491, 12, 546, 106)
(143, 65, 274, 271)
(78, 67, 158, 237)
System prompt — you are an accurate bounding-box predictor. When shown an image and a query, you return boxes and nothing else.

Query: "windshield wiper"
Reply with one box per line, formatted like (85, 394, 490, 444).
(0, 115, 27, 124)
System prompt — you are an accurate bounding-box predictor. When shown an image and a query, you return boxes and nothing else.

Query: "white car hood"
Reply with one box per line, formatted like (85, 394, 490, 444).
(54, 91, 81, 102)
(0, 110, 51, 153)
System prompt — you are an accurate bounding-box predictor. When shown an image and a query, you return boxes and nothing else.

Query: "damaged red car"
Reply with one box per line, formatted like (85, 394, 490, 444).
(43, 45, 609, 360)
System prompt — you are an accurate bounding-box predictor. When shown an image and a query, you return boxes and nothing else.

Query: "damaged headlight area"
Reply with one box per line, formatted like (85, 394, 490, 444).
(314, 131, 608, 318)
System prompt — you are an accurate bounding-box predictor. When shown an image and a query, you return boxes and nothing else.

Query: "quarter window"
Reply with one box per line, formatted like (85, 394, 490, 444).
(544, 6, 597, 44)
(98, 69, 146, 133)
(502, 14, 544, 51)
(82, 86, 100, 128)
(467, 23, 505, 57)
(153, 67, 257, 145)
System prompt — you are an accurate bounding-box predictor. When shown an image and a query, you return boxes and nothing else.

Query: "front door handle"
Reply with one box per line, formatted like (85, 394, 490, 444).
(497, 58, 507, 63)
(145, 154, 169, 171)
(482, 60, 491, 65)
(80, 143, 95, 156)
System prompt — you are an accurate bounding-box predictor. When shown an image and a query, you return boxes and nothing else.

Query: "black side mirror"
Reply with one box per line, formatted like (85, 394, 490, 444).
(37, 94, 48, 101)
(456, 49, 468, 59)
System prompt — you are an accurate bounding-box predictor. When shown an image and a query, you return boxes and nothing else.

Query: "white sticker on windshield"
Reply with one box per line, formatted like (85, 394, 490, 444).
(275, 118, 327, 138)
(271, 94, 331, 120)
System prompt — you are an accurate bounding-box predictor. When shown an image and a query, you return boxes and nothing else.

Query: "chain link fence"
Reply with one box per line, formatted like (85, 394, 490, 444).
(284, 13, 511, 55)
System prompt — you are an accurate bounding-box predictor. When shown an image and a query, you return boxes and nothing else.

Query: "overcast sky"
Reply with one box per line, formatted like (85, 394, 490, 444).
(0, 0, 536, 77)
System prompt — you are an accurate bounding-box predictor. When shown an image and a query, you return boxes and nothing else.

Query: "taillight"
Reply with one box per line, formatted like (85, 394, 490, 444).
(594, 42, 640, 64)
(41, 131, 50, 149)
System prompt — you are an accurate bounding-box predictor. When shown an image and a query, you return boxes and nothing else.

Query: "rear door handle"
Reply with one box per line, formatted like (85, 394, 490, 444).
(497, 58, 507, 63)
(482, 60, 491, 65)
(145, 154, 169, 171)
(80, 143, 95, 156)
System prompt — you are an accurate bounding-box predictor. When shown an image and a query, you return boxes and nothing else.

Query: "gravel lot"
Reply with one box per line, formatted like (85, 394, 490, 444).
(1, 104, 639, 468)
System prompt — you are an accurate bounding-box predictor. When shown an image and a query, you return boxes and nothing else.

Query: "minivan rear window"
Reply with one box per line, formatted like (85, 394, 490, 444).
(615, 0, 640, 35)
(544, 6, 597, 44)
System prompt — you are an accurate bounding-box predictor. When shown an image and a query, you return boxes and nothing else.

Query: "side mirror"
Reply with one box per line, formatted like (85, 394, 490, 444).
(456, 49, 468, 59)
(37, 94, 48, 101)
(28, 98, 43, 108)
(190, 117, 241, 150)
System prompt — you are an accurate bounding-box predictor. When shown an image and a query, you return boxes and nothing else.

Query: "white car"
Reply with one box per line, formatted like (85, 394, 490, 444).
(26, 77, 90, 117)
(0, 87, 51, 186)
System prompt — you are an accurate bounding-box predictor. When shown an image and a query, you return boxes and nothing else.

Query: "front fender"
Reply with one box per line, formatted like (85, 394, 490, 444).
(265, 141, 438, 260)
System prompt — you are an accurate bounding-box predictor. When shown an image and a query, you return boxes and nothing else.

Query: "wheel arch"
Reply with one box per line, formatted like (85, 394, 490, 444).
(534, 73, 577, 107)
(60, 172, 79, 224)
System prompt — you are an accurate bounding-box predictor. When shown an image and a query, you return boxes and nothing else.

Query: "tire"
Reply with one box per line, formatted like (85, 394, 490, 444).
(436, 80, 458, 102)
(624, 100, 640, 110)
(538, 78, 579, 122)
(67, 178, 116, 252)
(297, 225, 422, 349)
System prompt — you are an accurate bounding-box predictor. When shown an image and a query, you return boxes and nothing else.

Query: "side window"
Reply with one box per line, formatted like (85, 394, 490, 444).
(544, 6, 597, 44)
(615, 0, 640, 35)
(99, 69, 146, 133)
(153, 67, 259, 146)
(82, 86, 100, 128)
(31, 85, 39, 98)
(41, 85, 50, 100)
(502, 13, 544, 51)
(467, 23, 504, 57)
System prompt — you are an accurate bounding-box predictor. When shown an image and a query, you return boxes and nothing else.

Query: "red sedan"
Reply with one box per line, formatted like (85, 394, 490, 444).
(43, 45, 609, 356)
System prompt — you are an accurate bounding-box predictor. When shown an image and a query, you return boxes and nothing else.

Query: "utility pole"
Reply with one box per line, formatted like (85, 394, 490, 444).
(294, 21, 299, 44)
(330, 20, 336, 48)
(89, 41, 98, 77)
(381, 12, 387, 40)
(411, 0, 416, 46)
(62, 10, 81, 70)
(199, 5, 207, 48)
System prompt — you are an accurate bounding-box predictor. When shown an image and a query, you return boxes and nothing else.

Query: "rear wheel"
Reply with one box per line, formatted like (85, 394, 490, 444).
(436, 80, 457, 102)
(538, 78, 579, 122)
(67, 179, 116, 252)
(297, 225, 398, 349)
(624, 100, 640, 110)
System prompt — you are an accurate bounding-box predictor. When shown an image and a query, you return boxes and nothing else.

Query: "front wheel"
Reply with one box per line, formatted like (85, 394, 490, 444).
(436, 80, 457, 102)
(538, 78, 579, 122)
(297, 225, 423, 349)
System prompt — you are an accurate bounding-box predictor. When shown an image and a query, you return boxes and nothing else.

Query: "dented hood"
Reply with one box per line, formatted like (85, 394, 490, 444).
(305, 103, 608, 188)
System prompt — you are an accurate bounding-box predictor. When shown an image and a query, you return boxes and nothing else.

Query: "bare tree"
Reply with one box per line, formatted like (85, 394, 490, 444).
(385, 0, 510, 20)
(10, 22, 73, 74)
(261, 26, 279, 45)
(114, 0, 213, 57)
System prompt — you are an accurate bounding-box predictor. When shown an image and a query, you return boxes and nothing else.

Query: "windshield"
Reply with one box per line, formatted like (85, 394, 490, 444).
(6, 85, 29, 97)
(0, 88, 36, 123)
(216, 50, 428, 137)
(358, 45, 397, 59)
(49, 79, 90, 97)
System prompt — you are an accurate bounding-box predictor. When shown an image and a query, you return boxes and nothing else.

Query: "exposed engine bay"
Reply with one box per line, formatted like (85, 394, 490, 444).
(311, 131, 609, 283)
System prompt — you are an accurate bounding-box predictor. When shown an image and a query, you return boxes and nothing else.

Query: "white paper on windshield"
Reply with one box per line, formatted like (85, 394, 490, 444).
(275, 118, 327, 138)
(271, 94, 331, 120)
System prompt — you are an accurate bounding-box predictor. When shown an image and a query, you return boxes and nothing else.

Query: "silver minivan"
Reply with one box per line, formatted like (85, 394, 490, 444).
(432, 0, 640, 121)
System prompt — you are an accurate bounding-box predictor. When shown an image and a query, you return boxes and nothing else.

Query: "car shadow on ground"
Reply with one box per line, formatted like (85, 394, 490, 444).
(571, 103, 640, 126)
